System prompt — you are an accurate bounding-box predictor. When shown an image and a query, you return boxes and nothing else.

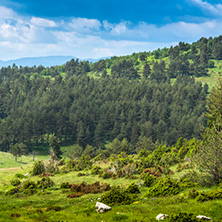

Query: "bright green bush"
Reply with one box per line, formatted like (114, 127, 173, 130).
(10, 178, 21, 186)
(5, 187, 20, 196)
(91, 166, 103, 175)
(188, 188, 199, 199)
(32, 161, 45, 176)
(144, 178, 182, 198)
(196, 189, 222, 202)
(21, 181, 37, 195)
(100, 186, 137, 205)
(141, 173, 156, 187)
(168, 212, 199, 222)
(37, 177, 54, 190)
(124, 182, 140, 194)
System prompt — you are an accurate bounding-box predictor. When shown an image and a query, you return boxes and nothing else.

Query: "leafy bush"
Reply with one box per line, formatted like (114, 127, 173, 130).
(144, 178, 182, 198)
(168, 212, 199, 222)
(45, 161, 59, 174)
(5, 187, 20, 196)
(100, 171, 113, 179)
(61, 182, 71, 189)
(10, 178, 21, 186)
(32, 161, 45, 176)
(188, 188, 199, 199)
(100, 186, 138, 205)
(141, 173, 156, 187)
(21, 181, 37, 195)
(77, 172, 86, 177)
(196, 189, 222, 202)
(37, 177, 54, 190)
(124, 183, 140, 194)
(91, 166, 103, 175)
(15, 173, 26, 179)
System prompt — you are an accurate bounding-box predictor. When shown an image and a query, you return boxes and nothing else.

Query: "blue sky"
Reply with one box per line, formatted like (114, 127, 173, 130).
(0, 0, 222, 60)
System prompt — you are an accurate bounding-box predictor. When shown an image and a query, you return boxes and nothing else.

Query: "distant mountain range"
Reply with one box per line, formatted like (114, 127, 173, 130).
(0, 56, 106, 68)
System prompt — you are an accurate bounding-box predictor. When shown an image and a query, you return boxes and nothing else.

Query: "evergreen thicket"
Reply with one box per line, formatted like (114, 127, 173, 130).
(2, 35, 221, 153)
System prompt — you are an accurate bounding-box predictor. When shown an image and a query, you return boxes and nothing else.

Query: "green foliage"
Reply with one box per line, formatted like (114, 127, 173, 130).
(60, 182, 71, 189)
(188, 189, 199, 199)
(10, 178, 21, 186)
(5, 187, 20, 196)
(32, 161, 45, 176)
(15, 173, 26, 179)
(49, 134, 63, 160)
(124, 182, 140, 194)
(141, 174, 156, 187)
(91, 166, 103, 175)
(144, 177, 194, 198)
(100, 186, 138, 205)
(21, 181, 37, 195)
(195, 189, 222, 202)
(167, 212, 199, 222)
(37, 177, 54, 190)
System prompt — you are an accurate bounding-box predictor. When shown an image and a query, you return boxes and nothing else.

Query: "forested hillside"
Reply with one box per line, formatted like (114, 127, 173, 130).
(1, 35, 222, 153)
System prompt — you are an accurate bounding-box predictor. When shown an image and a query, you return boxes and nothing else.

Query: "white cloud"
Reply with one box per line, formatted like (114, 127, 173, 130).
(69, 18, 101, 32)
(30, 17, 57, 28)
(191, 0, 222, 16)
(1, 5, 222, 61)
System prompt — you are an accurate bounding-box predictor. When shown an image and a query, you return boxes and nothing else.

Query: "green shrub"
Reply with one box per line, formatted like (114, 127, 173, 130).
(5, 187, 20, 196)
(168, 212, 198, 222)
(37, 177, 54, 190)
(77, 172, 86, 177)
(32, 161, 45, 176)
(100, 186, 137, 205)
(61, 182, 71, 189)
(91, 166, 103, 175)
(100, 171, 113, 179)
(21, 181, 37, 195)
(144, 178, 182, 198)
(188, 188, 199, 199)
(10, 178, 21, 186)
(196, 189, 222, 202)
(141, 174, 156, 187)
(124, 183, 140, 194)
(15, 173, 26, 179)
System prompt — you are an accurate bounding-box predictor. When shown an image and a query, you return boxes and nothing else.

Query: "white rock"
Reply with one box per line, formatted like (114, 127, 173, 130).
(196, 215, 212, 221)
(24, 173, 29, 177)
(95, 202, 111, 213)
(156, 214, 169, 220)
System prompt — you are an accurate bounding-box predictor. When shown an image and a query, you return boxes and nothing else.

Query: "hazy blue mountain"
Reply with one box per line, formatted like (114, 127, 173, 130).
(0, 56, 107, 68)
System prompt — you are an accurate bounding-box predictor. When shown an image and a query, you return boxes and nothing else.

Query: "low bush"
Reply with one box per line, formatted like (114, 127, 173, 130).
(69, 181, 110, 195)
(61, 182, 71, 189)
(37, 177, 54, 190)
(188, 188, 199, 199)
(91, 166, 103, 175)
(21, 181, 37, 195)
(144, 178, 179, 198)
(15, 173, 26, 179)
(141, 173, 156, 187)
(32, 161, 45, 176)
(100, 186, 138, 205)
(124, 183, 140, 194)
(5, 187, 20, 196)
(196, 189, 222, 202)
(168, 212, 198, 222)
(10, 178, 21, 186)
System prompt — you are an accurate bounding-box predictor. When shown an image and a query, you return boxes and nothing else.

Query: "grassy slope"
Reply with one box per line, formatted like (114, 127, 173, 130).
(0, 152, 222, 222)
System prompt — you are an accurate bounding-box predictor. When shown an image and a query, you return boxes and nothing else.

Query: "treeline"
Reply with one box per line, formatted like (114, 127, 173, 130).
(93, 35, 222, 79)
(0, 71, 207, 152)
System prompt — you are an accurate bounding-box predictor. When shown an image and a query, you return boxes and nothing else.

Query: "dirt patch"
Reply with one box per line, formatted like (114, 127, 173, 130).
(0, 167, 20, 171)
